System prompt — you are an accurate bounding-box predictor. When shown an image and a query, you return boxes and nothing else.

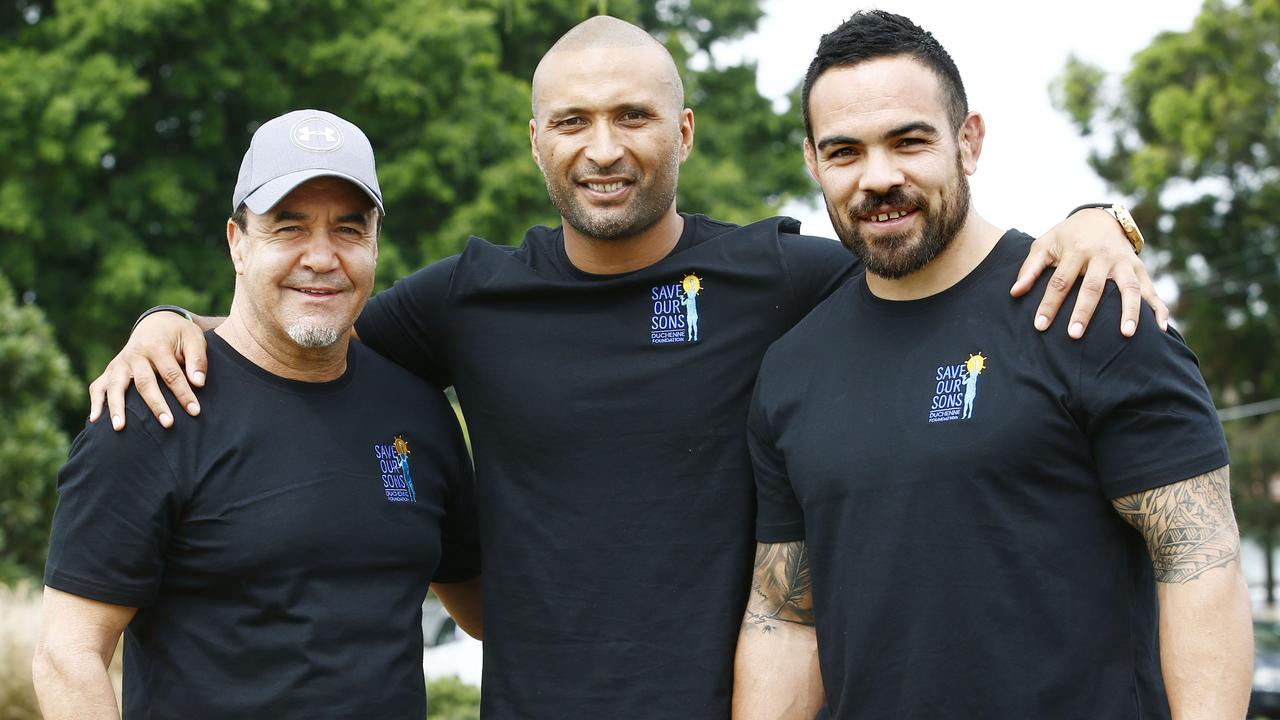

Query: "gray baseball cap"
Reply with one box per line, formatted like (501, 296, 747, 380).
(231, 109, 384, 215)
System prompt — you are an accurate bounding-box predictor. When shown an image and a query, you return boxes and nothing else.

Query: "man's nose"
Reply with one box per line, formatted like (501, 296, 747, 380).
(583, 123, 625, 169)
(858, 149, 905, 195)
(299, 232, 341, 273)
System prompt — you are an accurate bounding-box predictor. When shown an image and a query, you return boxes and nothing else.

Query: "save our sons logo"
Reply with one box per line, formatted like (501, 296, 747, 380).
(927, 353, 988, 423)
(373, 435, 417, 503)
(650, 273, 703, 345)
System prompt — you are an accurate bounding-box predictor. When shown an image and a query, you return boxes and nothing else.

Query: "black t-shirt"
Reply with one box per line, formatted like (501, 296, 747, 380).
(749, 231, 1229, 719)
(355, 213, 857, 718)
(45, 332, 480, 719)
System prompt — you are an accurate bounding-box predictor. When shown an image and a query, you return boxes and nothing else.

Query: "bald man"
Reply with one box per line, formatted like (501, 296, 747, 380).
(92, 16, 1162, 718)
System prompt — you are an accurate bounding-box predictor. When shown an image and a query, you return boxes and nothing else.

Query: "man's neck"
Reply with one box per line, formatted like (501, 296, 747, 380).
(216, 307, 349, 382)
(562, 207, 684, 275)
(865, 213, 1004, 301)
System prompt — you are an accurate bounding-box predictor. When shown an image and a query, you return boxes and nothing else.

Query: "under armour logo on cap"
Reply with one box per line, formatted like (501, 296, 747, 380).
(291, 118, 343, 152)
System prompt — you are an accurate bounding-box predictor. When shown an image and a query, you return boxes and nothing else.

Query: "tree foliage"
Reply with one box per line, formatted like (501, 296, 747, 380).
(0, 0, 810, 389)
(0, 272, 78, 583)
(425, 676, 481, 720)
(1051, 0, 1280, 407)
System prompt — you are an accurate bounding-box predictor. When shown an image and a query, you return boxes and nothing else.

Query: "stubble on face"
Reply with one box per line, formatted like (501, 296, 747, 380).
(540, 138, 682, 242)
(831, 152, 970, 279)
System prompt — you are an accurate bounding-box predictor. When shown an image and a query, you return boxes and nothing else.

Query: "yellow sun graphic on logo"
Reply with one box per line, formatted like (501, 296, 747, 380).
(682, 274, 702, 296)
(393, 435, 411, 457)
(965, 353, 988, 375)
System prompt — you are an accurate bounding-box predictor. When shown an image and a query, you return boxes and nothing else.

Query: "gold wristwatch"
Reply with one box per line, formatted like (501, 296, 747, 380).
(1068, 203, 1145, 254)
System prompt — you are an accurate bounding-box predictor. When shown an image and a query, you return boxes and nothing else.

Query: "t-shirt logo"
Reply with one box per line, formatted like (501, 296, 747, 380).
(928, 353, 988, 423)
(373, 435, 417, 502)
(650, 273, 703, 345)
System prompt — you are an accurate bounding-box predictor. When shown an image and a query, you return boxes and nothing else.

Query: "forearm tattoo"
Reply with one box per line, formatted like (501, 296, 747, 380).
(744, 541, 815, 631)
(1113, 466, 1240, 584)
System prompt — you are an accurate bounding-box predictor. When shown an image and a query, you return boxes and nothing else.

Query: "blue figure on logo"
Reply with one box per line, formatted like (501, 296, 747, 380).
(393, 436, 417, 503)
(682, 274, 702, 342)
(961, 353, 987, 420)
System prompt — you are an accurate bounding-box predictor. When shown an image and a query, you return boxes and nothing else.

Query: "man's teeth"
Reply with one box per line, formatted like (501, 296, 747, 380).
(872, 210, 908, 221)
(586, 181, 625, 192)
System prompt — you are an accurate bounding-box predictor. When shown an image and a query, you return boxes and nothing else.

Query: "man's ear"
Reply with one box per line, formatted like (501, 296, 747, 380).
(529, 118, 545, 174)
(958, 111, 986, 176)
(677, 108, 695, 163)
(803, 137, 820, 184)
(227, 220, 247, 275)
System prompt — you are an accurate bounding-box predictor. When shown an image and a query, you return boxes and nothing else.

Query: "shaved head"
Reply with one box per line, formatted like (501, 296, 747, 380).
(531, 16, 685, 118)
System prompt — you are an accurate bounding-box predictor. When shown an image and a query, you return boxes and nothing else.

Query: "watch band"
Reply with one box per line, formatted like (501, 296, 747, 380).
(1066, 203, 1145, 254)
(132, 305, 194, 331)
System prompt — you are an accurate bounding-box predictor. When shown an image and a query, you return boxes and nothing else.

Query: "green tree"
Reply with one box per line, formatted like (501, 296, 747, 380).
(425, 676, 481, 720)
(1228, 415, 1280, 603)
(0, 0, 810, 397)
(1051, 0, 1280, 408)
(0, 272, 79, 583)
(1052, 0, 1280, 559)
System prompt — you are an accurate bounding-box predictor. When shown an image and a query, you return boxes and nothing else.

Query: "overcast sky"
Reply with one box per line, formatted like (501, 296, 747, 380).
(713, 0, 1204, 240)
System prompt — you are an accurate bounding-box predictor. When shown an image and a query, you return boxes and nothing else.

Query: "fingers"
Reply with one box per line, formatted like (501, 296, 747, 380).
(1113, 263, 1143, 337)
(103, 360, 132, 432)
(180, 321, 208, 389)
(1010, 240, 1054, 299)
(1033, 253, 1084, 334)
(128, 353, 174, 428)
(154, 354, 198, 420)
(1065, 260, 1110, 339)
(88, 375, 106, 424)
(1135, 262, 1170, 331)
(167, 322, 209, 417)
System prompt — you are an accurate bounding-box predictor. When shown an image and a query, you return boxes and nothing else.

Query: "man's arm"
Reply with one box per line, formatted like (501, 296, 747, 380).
(431, 577, 483, 640)
(733, 541, 823, 720)
(1111, 466, 1253, 719)
(32, 587, 136, 720)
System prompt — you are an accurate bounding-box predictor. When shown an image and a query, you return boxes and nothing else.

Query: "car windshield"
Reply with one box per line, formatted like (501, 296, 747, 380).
(1256, 621, 1280, 653)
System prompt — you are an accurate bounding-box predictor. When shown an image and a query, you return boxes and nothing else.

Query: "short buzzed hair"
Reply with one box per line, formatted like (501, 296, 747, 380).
(802, 10, 968, 139)
(531, 16, 685, 116)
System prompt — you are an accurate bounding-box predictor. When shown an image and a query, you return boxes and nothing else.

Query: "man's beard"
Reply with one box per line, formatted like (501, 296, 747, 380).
(830, 156, 970, 279)
(542, 143, 681, 242)
(286, 322, 341, 348)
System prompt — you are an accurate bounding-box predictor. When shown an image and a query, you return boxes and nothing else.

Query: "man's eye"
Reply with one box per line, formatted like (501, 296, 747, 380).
(829, 147, 856, 159)
(620, 111, 647, 122)
(899, 138, 925, 147)
(557, 117, 584, 127)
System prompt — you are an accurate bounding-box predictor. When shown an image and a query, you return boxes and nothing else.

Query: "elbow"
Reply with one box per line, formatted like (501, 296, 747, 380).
(30, 641, 55, 697)
(31, 638, 103, 699)
(31, 639, 73, 700)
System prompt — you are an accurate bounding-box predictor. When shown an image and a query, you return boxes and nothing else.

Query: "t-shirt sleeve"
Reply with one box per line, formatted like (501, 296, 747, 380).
(354, 255, 458, 389)
(431, 408, 481, 584)
(43, 408, 183, 607)
(779, 232, 861, 316)
(748, 368, 806, 543)
(1076, 287, 1229, 499)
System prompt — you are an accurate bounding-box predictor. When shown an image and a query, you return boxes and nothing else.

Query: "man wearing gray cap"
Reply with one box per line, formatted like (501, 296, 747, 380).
(32, 109, 482, 720)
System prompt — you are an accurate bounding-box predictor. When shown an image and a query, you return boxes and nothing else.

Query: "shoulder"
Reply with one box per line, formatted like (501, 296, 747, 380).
(684, 213, 742, 241)
(760, 278, 860, 375)
(351, 344, 456, 412)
